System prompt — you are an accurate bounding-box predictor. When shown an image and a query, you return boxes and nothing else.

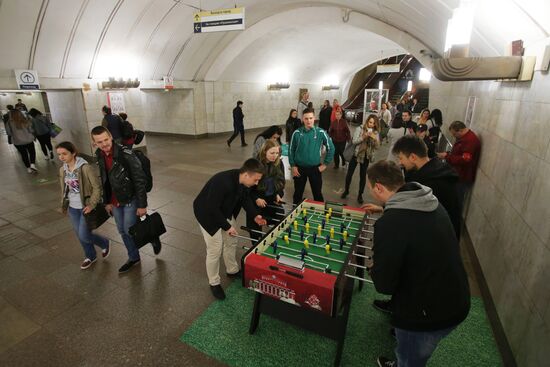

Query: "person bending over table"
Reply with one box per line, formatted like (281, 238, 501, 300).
(193, 158, 267, 300)
(365, 160, 470, 367)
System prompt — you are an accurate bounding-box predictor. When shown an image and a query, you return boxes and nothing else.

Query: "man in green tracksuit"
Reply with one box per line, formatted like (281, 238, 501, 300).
(289, 108, 335, 204)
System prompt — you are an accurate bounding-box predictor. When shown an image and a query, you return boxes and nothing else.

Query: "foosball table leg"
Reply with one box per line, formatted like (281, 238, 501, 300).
(249, 293, 262, 334)
(333, 296, 353, 367)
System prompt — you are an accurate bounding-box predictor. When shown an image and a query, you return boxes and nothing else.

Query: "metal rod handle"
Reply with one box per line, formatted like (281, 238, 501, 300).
(345, 272, 374, 283)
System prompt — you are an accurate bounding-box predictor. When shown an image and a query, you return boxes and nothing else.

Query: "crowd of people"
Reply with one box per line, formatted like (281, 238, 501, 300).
(213, 93, 481, 367)
(2, 93, 482, 367)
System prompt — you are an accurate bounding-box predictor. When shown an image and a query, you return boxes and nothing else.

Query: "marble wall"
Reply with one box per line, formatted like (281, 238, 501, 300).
(46, 90, 91, 155)
(430, 72, 550, 366)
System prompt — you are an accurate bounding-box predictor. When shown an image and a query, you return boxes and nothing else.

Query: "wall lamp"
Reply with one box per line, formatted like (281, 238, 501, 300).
(268, 83, 290, 90)
(322, 85, 339, 91)
(99, 77, 140, 89)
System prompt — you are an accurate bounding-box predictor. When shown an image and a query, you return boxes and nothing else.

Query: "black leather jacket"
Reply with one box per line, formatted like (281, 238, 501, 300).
(95, 144, 147, 208)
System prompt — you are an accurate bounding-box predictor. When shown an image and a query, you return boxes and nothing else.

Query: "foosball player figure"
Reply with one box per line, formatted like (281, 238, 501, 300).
(322, 219, 326, 229)
(300, 248, 307, 261)
(325, 244, 331, 254)
(326, 235, 331, 245)
(293, 220, 298, 230)
(313, 233, 317, 243)
(340, 223, 345, 232)
(318, 224, 322, 235)
(304, 239, 309, 249)
(343, 230, 348, 240)
(330, 227, 335, 238)
(272, 240, 278, 253)
(339, 238, 345, 250)
(300, 229, 304, 240)
(284, 235, 289, 244)
(287, 227, 292, 236)
(305, 222, 310, 233)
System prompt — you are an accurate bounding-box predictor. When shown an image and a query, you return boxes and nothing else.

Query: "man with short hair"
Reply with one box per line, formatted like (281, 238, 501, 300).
(365, 160, 470, 367)
(409, 97, 420, 113)
(101, 106, 123, 141)
(297, 92, 309, 119)
(437, 121, 481, 210)
(387, 110, 415, 162)
(289, 108, 335, 204)
(193, 158, 267, 300)
(15, 99, 28, 112)
(91, 126, 160, 273)
(227, 100, 247, 147)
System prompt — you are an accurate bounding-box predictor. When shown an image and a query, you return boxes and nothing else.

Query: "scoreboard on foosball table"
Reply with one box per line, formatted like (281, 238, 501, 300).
(241, 199, 376, 366)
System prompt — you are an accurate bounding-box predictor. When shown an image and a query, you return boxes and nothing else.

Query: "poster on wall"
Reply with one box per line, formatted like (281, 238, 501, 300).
(465, 96, 477, 129)
(107, 92, 125, 114)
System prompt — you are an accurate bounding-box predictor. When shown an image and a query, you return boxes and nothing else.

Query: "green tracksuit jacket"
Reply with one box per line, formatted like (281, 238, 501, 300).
(289, 125, 335, 167)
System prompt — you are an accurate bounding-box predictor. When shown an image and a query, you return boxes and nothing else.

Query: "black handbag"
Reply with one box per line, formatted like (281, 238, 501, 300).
(128, 212, 166, 249)
(84, 204, 110, 230)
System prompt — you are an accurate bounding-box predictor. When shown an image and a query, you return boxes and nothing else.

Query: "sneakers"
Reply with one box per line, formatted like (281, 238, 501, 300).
(226, 140, 231, 147)
(80, 258, 97, 270)
(373, 299, 392, 314)
(30, 163, 38, 172)
(151, 238, 162, 255)
(27, 168, 33, 174)
(210, 284, 226, 300)
(377, 356, 396, 367)
(357, 195, 364, 204)
(341, 190, 349, 199)
(49, 151, 54, 159)
(101, 243, 110, 259)
(226, 270, 241, 279)
(44, 155, 50, 161)
(118, 259, 141, 273)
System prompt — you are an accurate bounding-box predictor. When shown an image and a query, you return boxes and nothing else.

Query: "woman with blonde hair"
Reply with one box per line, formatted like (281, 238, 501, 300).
(5, 109, 37, 173)
(247, 139, 286, 239)
(341, 114, 380, 204)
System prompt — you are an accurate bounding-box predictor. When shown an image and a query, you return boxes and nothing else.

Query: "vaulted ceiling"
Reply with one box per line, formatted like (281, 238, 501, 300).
(0, 0, 548, 84)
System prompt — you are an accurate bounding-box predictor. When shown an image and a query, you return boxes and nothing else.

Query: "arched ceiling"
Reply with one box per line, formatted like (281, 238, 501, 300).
(0, 0, 548, 85)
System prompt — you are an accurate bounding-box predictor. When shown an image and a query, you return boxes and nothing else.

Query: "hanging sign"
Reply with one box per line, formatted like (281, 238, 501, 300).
(163, 76, 174, 90)
(14, 69, 40, 90)
(376, 64, 400, 73)
(194, 7, 245, 33)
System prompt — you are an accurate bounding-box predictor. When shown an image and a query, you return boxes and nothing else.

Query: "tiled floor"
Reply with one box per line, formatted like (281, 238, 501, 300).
(0, 130, 481, 366)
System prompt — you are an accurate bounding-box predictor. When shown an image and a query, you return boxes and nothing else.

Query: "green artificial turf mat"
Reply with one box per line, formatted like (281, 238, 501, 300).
(180, 281, 501, 366)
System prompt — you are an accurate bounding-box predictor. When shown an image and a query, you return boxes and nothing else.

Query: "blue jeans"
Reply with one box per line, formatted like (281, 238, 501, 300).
(68, 207, 109, 261)
(111, 200, 140, 261)
(395, 325, 456, 367)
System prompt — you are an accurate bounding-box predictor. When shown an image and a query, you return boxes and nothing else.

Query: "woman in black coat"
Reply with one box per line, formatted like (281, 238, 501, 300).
(285, 109, 301, 143)
(319, 100, 332, 131)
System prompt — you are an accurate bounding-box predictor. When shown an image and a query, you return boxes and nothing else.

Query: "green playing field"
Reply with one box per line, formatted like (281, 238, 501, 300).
(260, 209, 364, 274)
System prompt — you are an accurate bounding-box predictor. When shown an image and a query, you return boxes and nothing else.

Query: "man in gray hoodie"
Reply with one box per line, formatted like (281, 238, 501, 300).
(366, 160, 470, 367)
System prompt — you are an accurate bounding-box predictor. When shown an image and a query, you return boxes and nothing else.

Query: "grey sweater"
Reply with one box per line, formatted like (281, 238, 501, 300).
(6, 119, 34, 145)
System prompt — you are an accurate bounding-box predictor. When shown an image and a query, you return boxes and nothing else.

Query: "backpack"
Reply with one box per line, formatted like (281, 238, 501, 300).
(120, 118, 134, 139)
(132, 149, 153, 192)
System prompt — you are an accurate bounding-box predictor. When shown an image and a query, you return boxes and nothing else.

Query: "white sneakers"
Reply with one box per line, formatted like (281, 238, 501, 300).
(30, 164, 38, 172)
(27, 168, 33, 173)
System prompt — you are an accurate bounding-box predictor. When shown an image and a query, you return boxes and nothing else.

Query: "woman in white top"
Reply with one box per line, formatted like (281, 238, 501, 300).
(341, 114, 380, 204)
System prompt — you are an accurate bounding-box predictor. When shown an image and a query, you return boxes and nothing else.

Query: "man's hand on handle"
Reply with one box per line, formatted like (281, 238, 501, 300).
(254, 215, 267, 226)
(361, 203, 383, 214)
(227, 227, 238, 236)
(255, 198, 267, 208)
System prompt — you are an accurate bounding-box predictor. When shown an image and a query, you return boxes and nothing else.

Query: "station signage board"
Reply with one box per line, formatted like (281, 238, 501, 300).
(14, 69, 40, 90)
(193, 7, 245, 33)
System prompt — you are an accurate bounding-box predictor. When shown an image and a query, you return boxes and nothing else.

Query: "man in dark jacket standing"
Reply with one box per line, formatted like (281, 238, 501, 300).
(194, 158, 267, 300)
(366, 160, 470, 367)
(92, 126, 160, 273)
(101, 106, 123, 141)
(227, 100, 247, 147)
(437, 120, 481, 211)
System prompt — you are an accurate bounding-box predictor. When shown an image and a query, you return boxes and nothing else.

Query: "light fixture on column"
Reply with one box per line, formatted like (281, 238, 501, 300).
(268, 82, 290, 90)
(378, 81, 383, 90)
(322, 85, 339, 91)
(407, 81, 413, 92)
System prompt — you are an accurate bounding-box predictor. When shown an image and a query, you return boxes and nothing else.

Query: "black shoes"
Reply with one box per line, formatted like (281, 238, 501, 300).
(226, 140, 231, 147)
(341, 190, 349, 199)
(357, 195, 364, 204)
(226, 270, 241, 279)
(118, 259, 141, 273)
(377, 356, 396, 367)
(210, 284, 226, 300)
(373, 299, 392, 314)
(151, 238, 162, 255)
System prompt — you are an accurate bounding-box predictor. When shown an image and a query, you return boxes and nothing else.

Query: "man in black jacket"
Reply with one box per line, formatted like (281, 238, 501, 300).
(92, 126, 160, 273)
(227, 100, 247, 147)
(365, 160, 470, 367)
(194, 158, 267, 300)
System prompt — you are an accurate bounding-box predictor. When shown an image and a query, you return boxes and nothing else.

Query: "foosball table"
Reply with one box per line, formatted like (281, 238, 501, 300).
(241, 199, 376, 366)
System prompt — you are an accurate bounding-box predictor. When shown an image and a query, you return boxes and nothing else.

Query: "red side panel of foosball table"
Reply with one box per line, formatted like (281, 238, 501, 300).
(244, 253, 336, 316)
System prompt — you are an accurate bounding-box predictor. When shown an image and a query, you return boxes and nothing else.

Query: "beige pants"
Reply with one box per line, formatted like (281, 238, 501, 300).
(199, 217, 240, 286)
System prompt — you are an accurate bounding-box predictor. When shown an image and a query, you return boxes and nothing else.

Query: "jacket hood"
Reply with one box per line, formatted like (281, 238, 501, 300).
(63, 156, 87, 172)
(407, 158, 459, 183)
(384, 182, 439, 212)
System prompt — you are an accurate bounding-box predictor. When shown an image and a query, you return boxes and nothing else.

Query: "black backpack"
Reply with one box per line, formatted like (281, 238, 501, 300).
(132, 149, 153, 192)
(120, 118, 135, 139)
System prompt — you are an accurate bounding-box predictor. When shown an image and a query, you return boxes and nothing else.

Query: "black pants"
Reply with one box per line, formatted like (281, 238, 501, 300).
(247, 197, 284, 241)
(344, 156, 369, 195)
(293, 166, 324, 204)
(228, 125, 246, 145)
(36, 133, 53, 156)
(14, 143, 36, 168)
(333, 142, 347, 167)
